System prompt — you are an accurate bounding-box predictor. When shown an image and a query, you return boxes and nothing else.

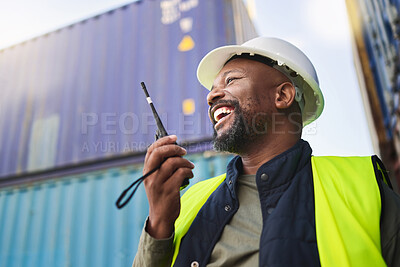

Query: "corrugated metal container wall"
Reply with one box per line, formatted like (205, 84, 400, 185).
(0, 152, 234, 267)
(346, 0, 400, 188)
(0, 0, 257, 177)
(356, 0, 400, 138)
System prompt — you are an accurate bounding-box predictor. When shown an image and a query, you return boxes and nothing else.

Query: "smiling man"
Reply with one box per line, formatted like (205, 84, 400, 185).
(208, 54, 303, 168)
(133, 37, 400, 267)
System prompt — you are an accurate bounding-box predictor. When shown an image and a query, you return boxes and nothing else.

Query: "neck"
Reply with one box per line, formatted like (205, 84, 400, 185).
(239, 135, 300, 175)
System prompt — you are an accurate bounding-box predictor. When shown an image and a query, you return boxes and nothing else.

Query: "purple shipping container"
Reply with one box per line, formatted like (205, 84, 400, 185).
(0, 0, 257, 178)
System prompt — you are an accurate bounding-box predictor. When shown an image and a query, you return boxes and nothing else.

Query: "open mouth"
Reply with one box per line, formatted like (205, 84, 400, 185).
(213, 106, 235, 127)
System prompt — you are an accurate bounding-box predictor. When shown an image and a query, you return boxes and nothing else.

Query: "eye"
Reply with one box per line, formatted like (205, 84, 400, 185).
(226, 77, 237, 85)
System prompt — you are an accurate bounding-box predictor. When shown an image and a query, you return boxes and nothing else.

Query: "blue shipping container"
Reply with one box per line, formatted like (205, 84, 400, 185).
(0, 152, 234, 267)
(355, 0, 400, 138)
(0, 0, 257, 177)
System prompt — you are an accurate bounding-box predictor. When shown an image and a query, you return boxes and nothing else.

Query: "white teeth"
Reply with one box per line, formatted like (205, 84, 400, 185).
(214, 107, 233, 122)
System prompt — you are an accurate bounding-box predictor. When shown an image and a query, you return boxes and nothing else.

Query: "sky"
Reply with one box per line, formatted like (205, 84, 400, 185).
(251, 0, 375, 156)
(0, 0, 375, 156)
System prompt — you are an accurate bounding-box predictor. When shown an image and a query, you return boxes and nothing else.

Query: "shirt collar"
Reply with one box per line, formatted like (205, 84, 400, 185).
(225, 139, 313, 196)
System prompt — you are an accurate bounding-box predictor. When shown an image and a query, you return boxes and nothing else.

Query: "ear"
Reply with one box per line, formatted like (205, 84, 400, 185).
(275, 82, 296, 110)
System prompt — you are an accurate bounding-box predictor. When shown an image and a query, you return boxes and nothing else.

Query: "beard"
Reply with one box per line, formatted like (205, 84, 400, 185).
(212, 99, 270, 154)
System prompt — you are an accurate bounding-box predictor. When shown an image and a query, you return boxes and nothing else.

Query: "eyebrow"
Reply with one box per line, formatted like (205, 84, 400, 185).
(210, 69, 243, 91)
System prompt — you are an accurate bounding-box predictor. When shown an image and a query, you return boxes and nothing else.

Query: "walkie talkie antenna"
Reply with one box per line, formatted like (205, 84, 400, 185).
(141, 82, 168, 138)
(115, 82, 189, 209)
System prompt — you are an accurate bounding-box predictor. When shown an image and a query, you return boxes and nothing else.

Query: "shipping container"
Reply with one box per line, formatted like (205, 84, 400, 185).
(0, 0, 257, 178)
(0, 152, 234, 267)
(346, 0, 400, 188)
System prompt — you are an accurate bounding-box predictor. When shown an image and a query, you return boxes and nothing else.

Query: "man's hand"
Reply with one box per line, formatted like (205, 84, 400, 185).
(143, 135, 194, 239)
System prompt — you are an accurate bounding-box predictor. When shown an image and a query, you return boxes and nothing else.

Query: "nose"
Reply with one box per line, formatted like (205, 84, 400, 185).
(207, 88, 225, 106)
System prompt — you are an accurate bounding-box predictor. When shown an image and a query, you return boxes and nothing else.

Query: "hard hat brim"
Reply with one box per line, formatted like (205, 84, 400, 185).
(197, 44, 324, 126)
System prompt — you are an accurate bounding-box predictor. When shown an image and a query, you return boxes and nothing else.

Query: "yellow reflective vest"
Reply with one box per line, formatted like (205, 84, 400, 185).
(172, 156, 388, 266)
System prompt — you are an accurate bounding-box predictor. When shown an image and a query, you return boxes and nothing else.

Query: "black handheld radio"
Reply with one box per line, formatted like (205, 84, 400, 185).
(140, 82, 190, 189)
(115, 82, 189, 209)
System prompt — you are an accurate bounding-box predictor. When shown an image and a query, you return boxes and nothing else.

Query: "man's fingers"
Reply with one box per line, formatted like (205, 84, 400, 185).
(147, 135, 177, 155)
(144, 135, 183, 164)
(163, 167, 194, 191)
(147, 165, 194, 194)
(144, 144, 187, 173)
(145, 135, 176, 163)
(157, 157, 194, 178)
(143, 158, 194, 190)
(145, 157, 194, 185)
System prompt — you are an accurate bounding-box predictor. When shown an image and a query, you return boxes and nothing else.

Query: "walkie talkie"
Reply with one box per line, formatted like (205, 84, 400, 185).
(140, 82, 190, 190)
(115, 82, 190, 209)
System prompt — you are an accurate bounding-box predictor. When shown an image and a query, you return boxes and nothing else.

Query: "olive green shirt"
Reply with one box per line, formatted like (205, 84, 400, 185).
(207, 174, 261, 266)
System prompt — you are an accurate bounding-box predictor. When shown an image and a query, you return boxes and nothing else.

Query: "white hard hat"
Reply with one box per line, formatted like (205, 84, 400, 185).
(197, 37, 324, 126)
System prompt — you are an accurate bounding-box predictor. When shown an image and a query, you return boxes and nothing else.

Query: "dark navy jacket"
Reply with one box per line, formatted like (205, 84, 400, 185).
(174, 140, 321, 266)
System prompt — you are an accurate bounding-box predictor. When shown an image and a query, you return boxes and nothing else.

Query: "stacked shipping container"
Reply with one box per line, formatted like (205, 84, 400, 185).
(0, 0, 257, 265)
(0, 0, 256, 177)
(346, 0, 400, 189)
(0, 152, 234, 266)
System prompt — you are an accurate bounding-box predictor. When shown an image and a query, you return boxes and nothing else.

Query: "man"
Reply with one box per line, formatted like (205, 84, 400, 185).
(133, 37, 400, 266)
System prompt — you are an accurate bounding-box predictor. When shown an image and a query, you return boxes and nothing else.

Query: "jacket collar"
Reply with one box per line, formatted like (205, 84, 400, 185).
(225, 139, 313, 197)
